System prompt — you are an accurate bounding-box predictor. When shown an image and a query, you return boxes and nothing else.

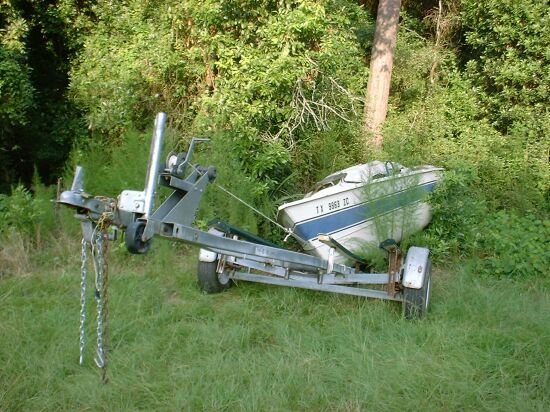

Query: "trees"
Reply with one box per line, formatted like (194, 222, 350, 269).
(0, 4, 34, 188)
(0, 0, 85, 192)
(0, 0, 547, 211)
(363, 0, 402, 148)
(461, 0, 550, 133)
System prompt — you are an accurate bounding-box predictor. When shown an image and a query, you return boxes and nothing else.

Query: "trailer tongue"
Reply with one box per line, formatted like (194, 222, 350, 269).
(59, 113, 433, 380)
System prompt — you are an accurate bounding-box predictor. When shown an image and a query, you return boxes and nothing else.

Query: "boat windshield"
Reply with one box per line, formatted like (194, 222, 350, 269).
(307, 172, 346, 195)
(344, 161, 405, 183)
(306, 162, 406, 196)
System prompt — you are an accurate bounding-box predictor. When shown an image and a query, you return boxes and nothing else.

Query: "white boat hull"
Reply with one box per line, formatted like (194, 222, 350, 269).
(277, 163, 443, 264)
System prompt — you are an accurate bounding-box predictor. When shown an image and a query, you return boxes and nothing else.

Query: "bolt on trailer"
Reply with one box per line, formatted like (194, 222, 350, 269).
(58, 113, 434, 377)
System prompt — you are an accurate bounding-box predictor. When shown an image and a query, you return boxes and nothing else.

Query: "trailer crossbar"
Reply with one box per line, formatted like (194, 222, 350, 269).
(231, 271, 403, 301)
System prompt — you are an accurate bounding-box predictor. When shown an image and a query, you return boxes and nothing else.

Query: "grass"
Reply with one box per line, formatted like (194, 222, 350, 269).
(1, 239, 549, 411)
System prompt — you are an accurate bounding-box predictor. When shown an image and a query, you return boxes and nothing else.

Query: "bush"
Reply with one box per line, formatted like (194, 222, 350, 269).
(0, 178, 59, 236)
(68, 0, 371, 201)
(473, 211, 550, 278)
(0, 185, 42, 236)
(461, 0, 550, 133)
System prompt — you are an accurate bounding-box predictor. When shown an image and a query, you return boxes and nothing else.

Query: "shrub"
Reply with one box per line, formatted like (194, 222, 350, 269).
(0, 185, 42, 236)
(68, 0, 371, 201)
(461, 0, 550, 133)
(473, 211, 550, 278)
(403, 165, 487, 263)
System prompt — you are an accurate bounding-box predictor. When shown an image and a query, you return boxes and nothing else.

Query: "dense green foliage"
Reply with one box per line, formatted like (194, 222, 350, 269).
(462, 0, 549, 133)
(64, 0, 549, 207)
(68, 0, 370, 198)
(0, 0, 87, 191)
(474, 211, 550, 278)
(458, 0, 550, 209)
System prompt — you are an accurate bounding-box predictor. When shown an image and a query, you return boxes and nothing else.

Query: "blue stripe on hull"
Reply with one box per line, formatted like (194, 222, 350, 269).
(294, 181, 437, 241)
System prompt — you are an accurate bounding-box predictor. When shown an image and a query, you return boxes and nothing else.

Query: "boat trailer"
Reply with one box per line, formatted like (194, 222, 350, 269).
(58, 113, 431, 382)
(59, 113, 433, 380)
(59, 112, 432, 320)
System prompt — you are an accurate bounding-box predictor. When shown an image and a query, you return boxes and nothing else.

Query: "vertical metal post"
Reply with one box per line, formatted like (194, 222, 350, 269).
(71, 166, 85, 191)
(143, 112, 167, 218)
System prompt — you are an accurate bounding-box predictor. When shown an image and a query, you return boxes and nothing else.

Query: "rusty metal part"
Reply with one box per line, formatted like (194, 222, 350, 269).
(386, 244, 403, 298)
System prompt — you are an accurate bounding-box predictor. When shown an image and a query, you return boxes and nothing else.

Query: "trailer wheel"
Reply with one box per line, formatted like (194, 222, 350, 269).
(125, 220, 151, 254)
(402, 259, 432, 319)
(197, 259, 232, 293)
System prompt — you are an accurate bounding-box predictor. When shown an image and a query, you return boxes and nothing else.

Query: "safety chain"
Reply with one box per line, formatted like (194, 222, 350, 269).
(79, 239, 88, 366)
(92, 227, 108, 382)
(79, 212, 112, 384)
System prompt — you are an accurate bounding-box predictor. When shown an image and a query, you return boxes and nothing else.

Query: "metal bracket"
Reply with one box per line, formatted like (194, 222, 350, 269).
(318, 233, 369, 265)
(143, 169, 212, 241)
(385, 242, 403, 298)
(118, 190, 146, 214)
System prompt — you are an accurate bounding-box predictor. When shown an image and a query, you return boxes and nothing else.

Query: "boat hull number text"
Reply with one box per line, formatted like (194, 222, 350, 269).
(315, 197, 350, 215)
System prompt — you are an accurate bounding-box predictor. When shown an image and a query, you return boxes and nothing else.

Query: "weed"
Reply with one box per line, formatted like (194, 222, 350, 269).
(0, 231, 31, 277)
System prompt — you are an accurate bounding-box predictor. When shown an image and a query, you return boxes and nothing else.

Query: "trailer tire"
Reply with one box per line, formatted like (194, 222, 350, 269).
(197, 259, 232, 293)
(402, 259, 432, 319)
(125, 220, 152, 254)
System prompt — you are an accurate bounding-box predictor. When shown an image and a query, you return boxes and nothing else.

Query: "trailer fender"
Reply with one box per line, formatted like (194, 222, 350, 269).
(401, 247, 430, 289)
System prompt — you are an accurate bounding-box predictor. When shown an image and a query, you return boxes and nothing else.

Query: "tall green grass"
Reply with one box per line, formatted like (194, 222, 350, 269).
(1, 240, 548, 411)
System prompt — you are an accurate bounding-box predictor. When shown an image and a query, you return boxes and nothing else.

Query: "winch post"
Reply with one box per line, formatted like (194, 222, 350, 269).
(71, 166, 85, 192)
(143, 112, 167, 219)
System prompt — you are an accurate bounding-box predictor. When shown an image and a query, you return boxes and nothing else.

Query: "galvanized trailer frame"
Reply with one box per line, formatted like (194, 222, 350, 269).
(59, 113, 432, 319)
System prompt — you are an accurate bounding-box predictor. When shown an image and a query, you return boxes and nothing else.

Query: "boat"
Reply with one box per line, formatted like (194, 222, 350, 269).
(277, 161, 443, 264)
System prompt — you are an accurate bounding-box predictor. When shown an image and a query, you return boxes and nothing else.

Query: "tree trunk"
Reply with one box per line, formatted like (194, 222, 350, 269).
(363, 0, 402, 148)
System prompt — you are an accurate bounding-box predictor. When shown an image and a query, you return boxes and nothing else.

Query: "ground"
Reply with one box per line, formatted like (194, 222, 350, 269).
(1, 241, 549, 411)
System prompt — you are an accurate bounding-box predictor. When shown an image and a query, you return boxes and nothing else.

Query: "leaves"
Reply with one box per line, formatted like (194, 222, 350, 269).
(461, 0, 550, 132)
(474, 211, 550, 278)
